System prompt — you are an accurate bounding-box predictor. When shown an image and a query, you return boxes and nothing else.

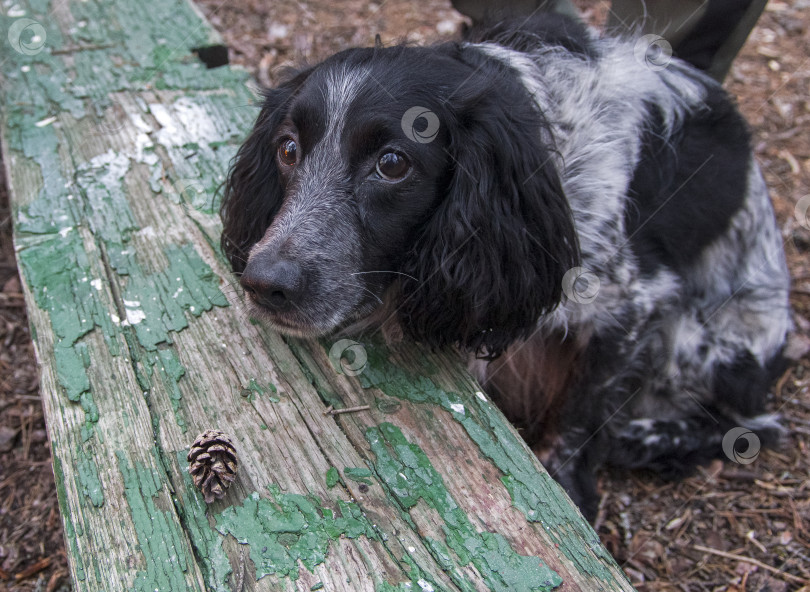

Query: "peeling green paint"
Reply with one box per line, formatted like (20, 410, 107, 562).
(54, 343, 91, 402)
(17, 234, 115, 346)
(17, 232, 105, 436)
(344, 467, 374, 485)
(2, 0, 273, 591)
(366, 423, 562, 591)
(121, 244, 228, 351)
(3, 0, 241, 430)
(16, 235, 223, 434)
(215, 484, 379, 582)
(52, 455, 87, 586)
(241, 378, 279, 403)
(2, 0, 626, 589)
(423, 537, 473, 592)
(150, 349, 187, 431)
(106, 241, 139, 276)
(358, 343, 616, 581)
(117, 452, 193, 592)
(79, 390, 99, 423)
(1, 0, 251, 127)
(76, 451, 105, 508)
(12, 119, 75, 224)
(75, 151, 140, 244)
(376, 553, 446, 592)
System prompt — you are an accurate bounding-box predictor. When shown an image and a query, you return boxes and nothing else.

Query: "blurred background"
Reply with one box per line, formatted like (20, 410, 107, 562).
(1, 0, 808, 590)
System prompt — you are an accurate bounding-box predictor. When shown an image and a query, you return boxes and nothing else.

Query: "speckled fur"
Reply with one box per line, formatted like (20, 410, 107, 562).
(469, 30, 790, 517)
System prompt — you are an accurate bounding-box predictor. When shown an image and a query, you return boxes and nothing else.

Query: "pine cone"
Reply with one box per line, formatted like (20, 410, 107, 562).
(187, 430, 238, 503)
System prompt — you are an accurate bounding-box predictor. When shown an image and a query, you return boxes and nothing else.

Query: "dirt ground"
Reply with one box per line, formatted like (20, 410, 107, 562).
(1, 0, 809, 590)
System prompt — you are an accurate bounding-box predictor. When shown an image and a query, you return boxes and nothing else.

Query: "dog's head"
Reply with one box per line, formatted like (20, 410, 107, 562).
(221, 43, 578, 355)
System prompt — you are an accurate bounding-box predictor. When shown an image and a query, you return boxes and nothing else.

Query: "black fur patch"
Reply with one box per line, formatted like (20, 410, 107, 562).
(625, 85, 752, 275)
(714, 350, 774, 417)
(394, 43, 581, 357)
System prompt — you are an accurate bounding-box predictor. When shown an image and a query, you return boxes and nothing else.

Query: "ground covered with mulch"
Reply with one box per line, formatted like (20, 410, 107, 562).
(1, 0, 808, 590)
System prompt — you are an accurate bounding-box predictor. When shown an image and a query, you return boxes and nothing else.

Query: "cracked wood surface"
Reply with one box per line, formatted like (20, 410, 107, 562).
(0, 0, 636, 590)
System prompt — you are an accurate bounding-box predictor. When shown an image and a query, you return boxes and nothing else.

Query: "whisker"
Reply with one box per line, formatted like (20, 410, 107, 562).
(351, 270, 418, 282)
(345, 280, 384, 305)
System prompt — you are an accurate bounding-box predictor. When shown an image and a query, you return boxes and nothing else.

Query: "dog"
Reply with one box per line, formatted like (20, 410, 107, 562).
(220, 14, 791, 519)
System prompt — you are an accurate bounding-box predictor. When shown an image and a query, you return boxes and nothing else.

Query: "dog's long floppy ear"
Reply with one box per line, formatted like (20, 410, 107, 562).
(220, 69, 311, 273)
(398, 55, 579, 357)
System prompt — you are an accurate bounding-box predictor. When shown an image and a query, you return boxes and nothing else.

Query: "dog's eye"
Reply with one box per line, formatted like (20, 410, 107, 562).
(278, 138, 298, 166)
(376, 152, 410, 181)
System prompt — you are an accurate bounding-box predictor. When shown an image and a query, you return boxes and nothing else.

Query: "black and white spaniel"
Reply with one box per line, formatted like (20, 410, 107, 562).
(220, 14, 791, 519)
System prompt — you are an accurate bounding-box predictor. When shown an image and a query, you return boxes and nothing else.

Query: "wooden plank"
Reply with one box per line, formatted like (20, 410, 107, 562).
(0, 0, 637, 590)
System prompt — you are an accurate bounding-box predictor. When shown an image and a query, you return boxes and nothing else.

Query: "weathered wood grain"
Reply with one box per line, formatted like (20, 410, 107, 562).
(0, 0, 637, 590)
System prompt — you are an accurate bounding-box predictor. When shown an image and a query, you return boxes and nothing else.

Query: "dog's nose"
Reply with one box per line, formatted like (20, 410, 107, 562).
(240, 259, 306, 311)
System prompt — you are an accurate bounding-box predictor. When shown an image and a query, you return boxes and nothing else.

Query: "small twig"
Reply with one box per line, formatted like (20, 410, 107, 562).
(593, 491, 609, 532)
(328, 405, 371, 416)
(693, 545, 810, 585)
(746, 531, 768, 554)
(14, 557, 52, 581)
(322, 405, 333, 416)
